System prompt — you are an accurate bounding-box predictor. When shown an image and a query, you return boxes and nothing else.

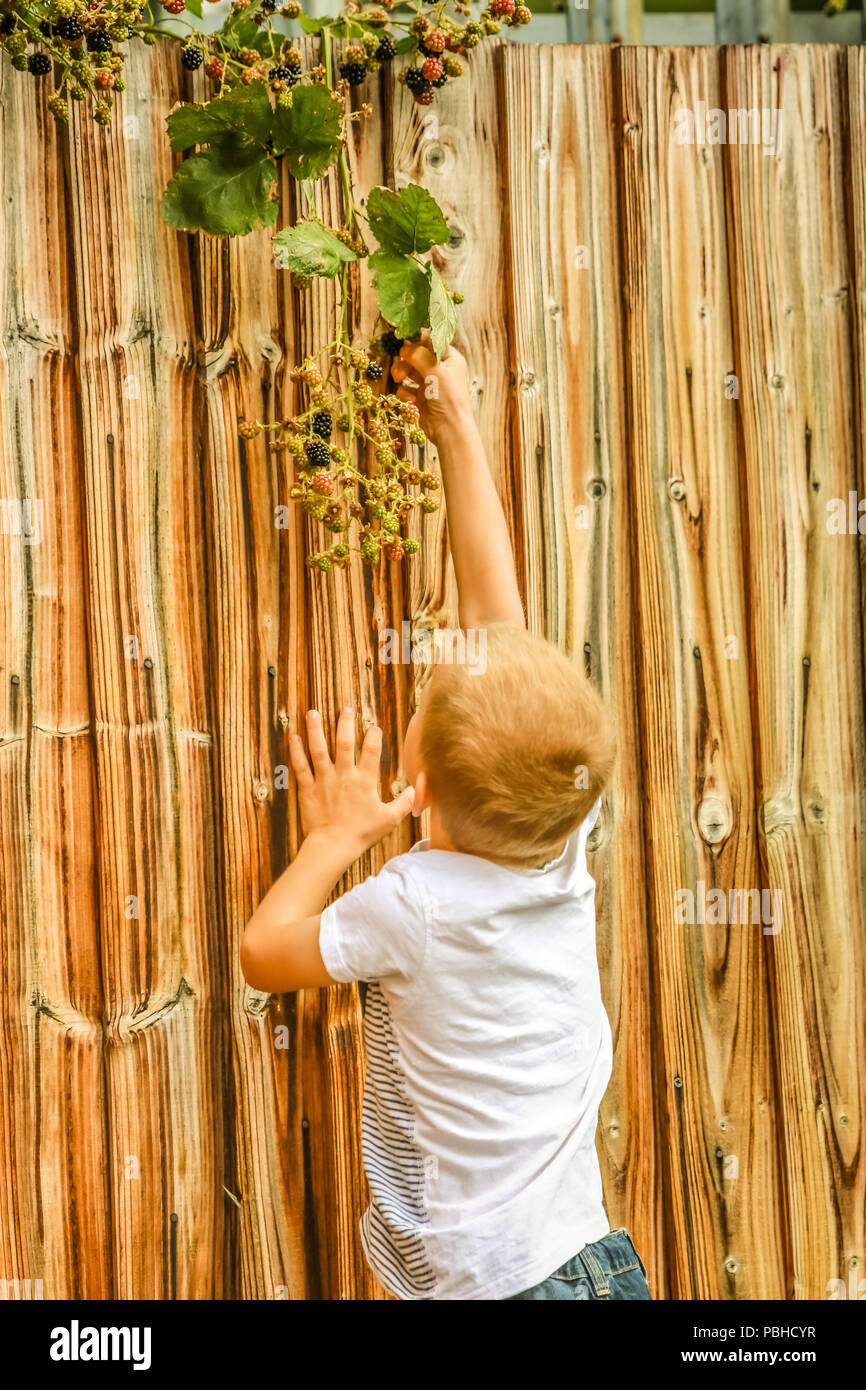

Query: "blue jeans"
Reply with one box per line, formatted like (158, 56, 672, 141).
(504, 1227, 653, 1300)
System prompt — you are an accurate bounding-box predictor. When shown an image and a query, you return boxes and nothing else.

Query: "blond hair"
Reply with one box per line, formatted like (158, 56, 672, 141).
(419, 625, 616, 869)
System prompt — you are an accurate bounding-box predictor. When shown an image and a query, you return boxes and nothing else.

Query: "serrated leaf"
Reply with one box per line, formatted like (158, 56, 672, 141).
(162, 143, 278, 237)
(166, 82, 274, 153)
(428, 269, 458, 358)
(273, 222, 357, 277)
(270, 84, 344, 179)
(367, 183, 450, 256)
(369, 250, 431, 338)
(222, 1, 260, 43)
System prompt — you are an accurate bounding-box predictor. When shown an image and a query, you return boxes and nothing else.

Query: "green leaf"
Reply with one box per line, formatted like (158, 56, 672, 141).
(273, 222, 357, 277)
(394, 36, 416, 55)
(367, 184, 450, 256)
(185, 0, 203, 14)
(162, 142, 278, 237)
(221, 1, 260, 43)
(166, 82, 274, 153)
(428, 269, 458, 358)
(270, 85, 344, 179)
(369, 251, 431, 339)
(299, 13, 327, 32)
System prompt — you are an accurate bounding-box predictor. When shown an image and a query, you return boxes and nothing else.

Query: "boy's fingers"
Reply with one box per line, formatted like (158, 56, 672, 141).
(400, 340, 438, 375)
(288, 732, 314, 788)
(334, 706, 356, 774)
(358, 724, 384, 777)
(387, 784, 416, 825)
(305, 710, 333, 776)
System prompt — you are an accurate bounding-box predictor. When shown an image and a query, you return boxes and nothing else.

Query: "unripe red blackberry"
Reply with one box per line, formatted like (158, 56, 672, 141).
(204, 57, 223, 80)
(422, 57, 444, 82)
(415, 89, 434, 105)
(311, 473, 335, 496)
(426, 28, 446, 51)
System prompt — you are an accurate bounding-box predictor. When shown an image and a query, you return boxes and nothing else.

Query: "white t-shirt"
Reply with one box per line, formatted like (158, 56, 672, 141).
(318, 801, 613, 1301)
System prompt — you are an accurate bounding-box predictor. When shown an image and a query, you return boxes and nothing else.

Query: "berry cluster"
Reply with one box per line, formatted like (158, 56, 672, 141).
(0, 1, 142, 123)
(239, 342, 439, 573)
(337, 32, 397, 90)
(396, 5, 531, 106)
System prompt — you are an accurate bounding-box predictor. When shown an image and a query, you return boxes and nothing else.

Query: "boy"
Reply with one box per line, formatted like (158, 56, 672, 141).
(241, 340, 652, 1302)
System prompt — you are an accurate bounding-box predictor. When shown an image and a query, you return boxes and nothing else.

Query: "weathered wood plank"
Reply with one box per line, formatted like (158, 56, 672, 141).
(184, 48, 313, 1295)
(65, 43, 224, 1298)
(722, 41, 866, 1297)
(500, 39, 666, 1296)
(0, 62, 109, 1300)
(616, 44, 785, 1297)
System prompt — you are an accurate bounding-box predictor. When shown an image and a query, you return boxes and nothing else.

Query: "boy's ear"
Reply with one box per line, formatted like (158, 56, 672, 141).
(412, 770, 431, 817)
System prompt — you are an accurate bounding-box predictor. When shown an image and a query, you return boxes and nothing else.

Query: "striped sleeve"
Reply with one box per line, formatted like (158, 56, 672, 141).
(318, 858, 430, 985)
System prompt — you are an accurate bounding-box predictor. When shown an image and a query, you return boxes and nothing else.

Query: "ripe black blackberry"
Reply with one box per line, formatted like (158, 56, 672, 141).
(260, 0, 277, 10)
(432, 74, 447, 88)
(0, 13, 16, 34)
(28, 52, 51, 75)
(86, 29, 112, 53)
(38, 19, 55, 37)
(366, 361, 384, 381)
(376, 36, 396, 61)
(405, 67, 431, 95)
(312, 411, 333, 439)
(269, 64, 299, 85)
(181, 46, 204, 71)
(305, 439, 331, 468)
(57, 14, 84, 40)
(381, 330, 404, 356)
(339, 60, 367, 86)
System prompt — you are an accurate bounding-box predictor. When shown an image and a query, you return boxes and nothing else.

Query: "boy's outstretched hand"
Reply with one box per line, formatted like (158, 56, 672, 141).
(290, 708, 416, 858)
(390, 336, 473, 448)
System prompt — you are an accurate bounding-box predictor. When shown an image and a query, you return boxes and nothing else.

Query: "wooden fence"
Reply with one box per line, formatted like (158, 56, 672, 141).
(1, 38, 865, 1301)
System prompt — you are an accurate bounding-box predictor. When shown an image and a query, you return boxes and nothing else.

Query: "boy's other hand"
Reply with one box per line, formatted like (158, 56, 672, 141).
(391, 334, 472, 447)
(290, 707, 415, 858)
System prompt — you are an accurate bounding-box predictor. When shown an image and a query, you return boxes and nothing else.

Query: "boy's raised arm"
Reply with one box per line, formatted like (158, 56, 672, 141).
(393, 339, 525, 632)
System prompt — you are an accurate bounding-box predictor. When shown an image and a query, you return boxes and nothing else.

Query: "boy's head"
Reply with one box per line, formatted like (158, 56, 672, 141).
(403, 624, 615, 869)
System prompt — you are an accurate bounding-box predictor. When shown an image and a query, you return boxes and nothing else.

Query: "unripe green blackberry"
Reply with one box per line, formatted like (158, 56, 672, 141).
(403, 538, 420, 554)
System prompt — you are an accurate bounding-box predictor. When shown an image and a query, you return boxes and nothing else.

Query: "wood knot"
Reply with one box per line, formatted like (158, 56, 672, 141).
(586, 477, 607, 500)
(761, 796, 797, 838)
(668, 477, 686, 501)
(697, 795, 731, 846)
